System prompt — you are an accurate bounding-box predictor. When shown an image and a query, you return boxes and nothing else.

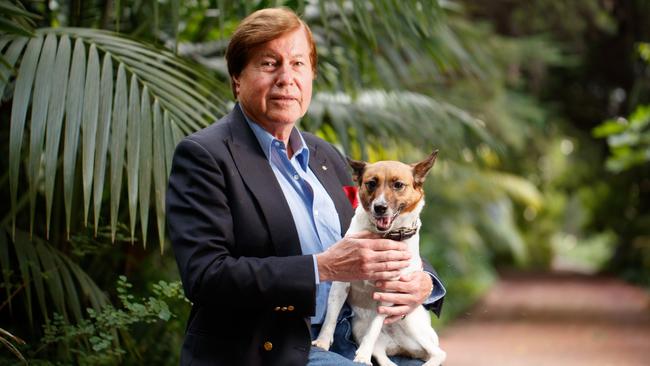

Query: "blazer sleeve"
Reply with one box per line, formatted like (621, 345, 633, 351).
(422, 261, 445, 317)
(166, 138, 317, 316)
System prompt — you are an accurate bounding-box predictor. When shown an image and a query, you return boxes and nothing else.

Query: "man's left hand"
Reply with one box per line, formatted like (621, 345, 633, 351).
(373, 271, 433, 324)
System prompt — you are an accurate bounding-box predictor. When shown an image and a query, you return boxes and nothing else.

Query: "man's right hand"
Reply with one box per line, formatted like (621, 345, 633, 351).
(315, 231, 411, 282)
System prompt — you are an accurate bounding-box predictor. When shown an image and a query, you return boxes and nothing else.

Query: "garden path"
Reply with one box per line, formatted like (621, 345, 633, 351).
(439, 272, 650, 366)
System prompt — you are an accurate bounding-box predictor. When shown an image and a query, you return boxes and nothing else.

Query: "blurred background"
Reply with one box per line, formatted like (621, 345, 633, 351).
(0, 0, 648, 364)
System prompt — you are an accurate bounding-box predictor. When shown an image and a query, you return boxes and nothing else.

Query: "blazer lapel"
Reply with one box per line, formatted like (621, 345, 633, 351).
(225, 108, 302, 257)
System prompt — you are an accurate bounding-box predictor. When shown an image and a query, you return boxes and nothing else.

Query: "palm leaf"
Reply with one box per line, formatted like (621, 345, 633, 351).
(305, 90, 495, 159)
(0, 226, 108, 325)
(0, 327, 26, 364)
(3, 28, 229, 250)
(63, 39, 86, 237)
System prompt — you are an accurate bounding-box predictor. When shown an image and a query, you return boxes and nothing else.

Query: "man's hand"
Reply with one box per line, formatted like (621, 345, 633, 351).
(373, 271, 433, 324)
(316, 231, 411, 282)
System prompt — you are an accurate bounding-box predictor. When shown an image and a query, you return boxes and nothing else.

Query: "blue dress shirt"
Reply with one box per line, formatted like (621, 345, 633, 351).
(244, 114, 341, 324)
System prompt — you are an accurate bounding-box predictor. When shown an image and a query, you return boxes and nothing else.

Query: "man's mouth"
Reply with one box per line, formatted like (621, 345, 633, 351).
(270, 96, 297, 102)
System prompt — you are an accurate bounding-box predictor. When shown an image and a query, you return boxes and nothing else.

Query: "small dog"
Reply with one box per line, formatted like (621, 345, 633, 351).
(313, 150, 445, 366)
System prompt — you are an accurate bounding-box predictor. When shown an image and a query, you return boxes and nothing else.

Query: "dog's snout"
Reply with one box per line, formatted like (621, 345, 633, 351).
(373, 203, 388, 215)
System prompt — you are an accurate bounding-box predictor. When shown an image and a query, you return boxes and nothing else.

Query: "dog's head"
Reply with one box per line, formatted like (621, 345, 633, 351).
(347, 150, 438, 232)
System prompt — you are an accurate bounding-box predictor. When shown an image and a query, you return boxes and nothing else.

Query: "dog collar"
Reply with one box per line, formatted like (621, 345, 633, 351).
(383, 226, 418, 241)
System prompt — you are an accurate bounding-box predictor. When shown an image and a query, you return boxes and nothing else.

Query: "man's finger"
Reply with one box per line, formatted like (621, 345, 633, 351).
(366, 239, 408, 252)
(367, 270, 403, 280)
(377, 304, 410, 316)
(373, 291, 413, 305)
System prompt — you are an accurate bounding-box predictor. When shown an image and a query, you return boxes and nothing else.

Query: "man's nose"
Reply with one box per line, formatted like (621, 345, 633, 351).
(275, 64, 295, 86)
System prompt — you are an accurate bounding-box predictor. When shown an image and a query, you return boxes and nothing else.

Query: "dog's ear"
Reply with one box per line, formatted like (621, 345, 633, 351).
(347, 157, 367, 185)
(411, 150, 438, 187)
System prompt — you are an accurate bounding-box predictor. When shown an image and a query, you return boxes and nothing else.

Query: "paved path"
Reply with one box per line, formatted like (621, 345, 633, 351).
(439, 272, 650, 366)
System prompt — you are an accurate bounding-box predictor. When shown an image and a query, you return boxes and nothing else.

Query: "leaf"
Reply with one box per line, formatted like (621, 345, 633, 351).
(9, 35, 43, 237)
(51, 251, 83, 322)
(0, 37, 28, 100)
(27, 33, 57, 235)
(126, 74, 141, 243)
(35, 240, 67, 320)
(93, 53, 114, 233)
(139, 88, 153, 247)
(110, 63, 128, 242)
(0, 0, 40, 19)
(0, 17, 33, 37)
(0, 228, 12, 313)
(63, 39, 86, 236)
(44, 35, 71, 238)
(81, 44, 99, 227)
(152, 100, 166, 252)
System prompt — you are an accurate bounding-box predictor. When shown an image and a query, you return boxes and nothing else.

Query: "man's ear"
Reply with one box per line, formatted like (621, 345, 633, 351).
(231, 75, 240, 98)
(411, 150, 438, 187)
(347, 157, 366, 185)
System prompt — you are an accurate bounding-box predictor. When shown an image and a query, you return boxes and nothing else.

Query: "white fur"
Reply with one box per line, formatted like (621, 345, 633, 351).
(313, 198, 446, 366)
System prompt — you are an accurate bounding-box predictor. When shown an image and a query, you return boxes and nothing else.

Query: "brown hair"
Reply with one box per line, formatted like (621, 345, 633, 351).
(225, 7, 318, 97)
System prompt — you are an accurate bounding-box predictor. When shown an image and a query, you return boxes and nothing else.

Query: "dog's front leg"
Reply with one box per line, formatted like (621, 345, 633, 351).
(312, 281, 350, 350)
(353, 305, 389, 365)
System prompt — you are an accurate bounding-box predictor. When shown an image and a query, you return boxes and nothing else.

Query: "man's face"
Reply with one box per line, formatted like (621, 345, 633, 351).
(233, 27, 314, 133)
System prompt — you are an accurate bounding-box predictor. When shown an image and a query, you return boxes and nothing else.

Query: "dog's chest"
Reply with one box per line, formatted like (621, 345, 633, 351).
(347, 280, 379, 309)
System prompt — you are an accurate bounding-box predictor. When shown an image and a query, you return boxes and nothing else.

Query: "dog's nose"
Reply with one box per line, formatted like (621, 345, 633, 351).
(373, 203, 388, 215)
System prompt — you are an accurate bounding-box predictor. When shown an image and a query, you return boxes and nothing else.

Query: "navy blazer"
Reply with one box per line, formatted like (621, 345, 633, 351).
(167, 106, 442, 365)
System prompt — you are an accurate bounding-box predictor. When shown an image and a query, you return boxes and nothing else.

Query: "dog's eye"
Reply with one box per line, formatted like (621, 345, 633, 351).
(365, 180, 377, 191)
(393, 181, 405, 190)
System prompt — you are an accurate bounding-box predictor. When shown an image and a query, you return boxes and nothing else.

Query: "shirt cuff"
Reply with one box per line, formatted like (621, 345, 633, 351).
(312, 254, 320, 285)
(423, 271, 446, 304)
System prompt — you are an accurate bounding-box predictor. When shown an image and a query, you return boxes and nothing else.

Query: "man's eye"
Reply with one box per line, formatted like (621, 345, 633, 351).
(365, 181, 377, 191)
(393, 181, 405, 190)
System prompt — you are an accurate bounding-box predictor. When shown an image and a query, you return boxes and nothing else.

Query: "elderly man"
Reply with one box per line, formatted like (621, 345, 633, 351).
(166, 7, 445, 366)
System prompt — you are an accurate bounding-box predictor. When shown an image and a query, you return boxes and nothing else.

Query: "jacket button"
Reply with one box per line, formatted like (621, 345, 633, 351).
(287, 305, 295, 311)
(263, 341, 273, 351)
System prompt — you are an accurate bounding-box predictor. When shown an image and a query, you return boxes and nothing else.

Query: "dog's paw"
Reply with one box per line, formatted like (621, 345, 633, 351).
(353, 353, 373, 366)
(311, 339, 331, 351)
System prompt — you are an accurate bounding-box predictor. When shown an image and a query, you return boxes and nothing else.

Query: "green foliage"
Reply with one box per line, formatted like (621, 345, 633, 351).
(1, 28, 230, 251)
(593, 104, 650, 172)
(24, 276, 188, 365)
(0, 226, 108, 327)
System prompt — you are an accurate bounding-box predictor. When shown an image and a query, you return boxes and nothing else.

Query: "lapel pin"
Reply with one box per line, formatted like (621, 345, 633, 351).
(322, 165, 328, 171)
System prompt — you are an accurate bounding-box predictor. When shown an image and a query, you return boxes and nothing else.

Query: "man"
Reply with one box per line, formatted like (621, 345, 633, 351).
(166, 8, 445, 366)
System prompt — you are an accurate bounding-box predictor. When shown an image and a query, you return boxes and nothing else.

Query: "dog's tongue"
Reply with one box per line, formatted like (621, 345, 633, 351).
(376, 216, 392, 231)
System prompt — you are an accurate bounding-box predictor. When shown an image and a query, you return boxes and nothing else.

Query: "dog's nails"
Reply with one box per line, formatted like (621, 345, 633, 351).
(375, 281, 383, 287)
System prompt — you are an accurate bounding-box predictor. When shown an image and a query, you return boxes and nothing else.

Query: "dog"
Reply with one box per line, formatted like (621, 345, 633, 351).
(312, 150, 446, 366)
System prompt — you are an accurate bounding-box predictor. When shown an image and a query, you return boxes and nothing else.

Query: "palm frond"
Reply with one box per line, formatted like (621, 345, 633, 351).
(305, 89, 495, 160)
(0, 226, 108, 326)
(0, 327, 26, 364)
(0, 0, 38, 37)
(2, 28, 230, 250)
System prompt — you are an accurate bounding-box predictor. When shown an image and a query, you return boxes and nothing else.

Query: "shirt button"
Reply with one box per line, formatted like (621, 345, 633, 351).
(293, 174, 299, 180)
(314, 210, 319, 217)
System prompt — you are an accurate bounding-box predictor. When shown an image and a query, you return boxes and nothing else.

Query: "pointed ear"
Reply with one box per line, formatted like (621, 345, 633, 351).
(411, 150, 438, 187)
(347, 157, 367, 185)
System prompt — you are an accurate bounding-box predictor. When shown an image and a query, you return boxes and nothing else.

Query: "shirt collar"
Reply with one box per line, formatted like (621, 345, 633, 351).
(240, 103, 310, 171)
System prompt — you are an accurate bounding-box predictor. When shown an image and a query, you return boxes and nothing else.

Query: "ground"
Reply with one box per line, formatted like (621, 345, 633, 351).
(439, 272, 650, 366)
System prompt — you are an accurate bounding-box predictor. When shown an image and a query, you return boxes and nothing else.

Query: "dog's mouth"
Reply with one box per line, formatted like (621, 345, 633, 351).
(373, 211, 400, 232)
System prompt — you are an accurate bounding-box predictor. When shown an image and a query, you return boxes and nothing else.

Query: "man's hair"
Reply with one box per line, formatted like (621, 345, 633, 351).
(225, 7, 317, 97)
